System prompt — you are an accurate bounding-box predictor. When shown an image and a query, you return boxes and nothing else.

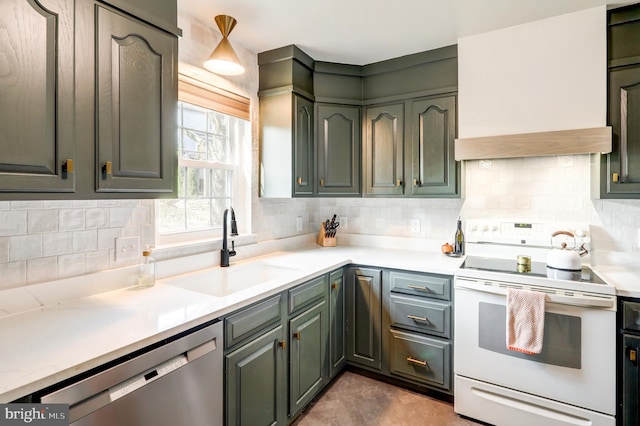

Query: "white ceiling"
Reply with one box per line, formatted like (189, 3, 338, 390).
(178, 0, 617, 65)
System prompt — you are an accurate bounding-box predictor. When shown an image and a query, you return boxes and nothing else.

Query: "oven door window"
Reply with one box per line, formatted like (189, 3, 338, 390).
(478, 302, 581, 369)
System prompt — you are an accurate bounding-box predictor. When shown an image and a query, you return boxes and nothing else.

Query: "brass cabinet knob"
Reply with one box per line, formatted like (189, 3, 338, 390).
(319, 178, 324, 187)
(413, 178, 421, 187)
(396, 179, 402, 187)
(613, 173, 619, 183)
(331, 283, 338, 290)
(297, 177, 302, 185)
(62, 159, 74, 174)
(293, 331, 301, 341)
(278, 340, 286, 350)
(102, 161, 112, 176)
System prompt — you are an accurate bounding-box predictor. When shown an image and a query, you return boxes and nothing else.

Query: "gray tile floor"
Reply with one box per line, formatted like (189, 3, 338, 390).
(292, 370, 481, 426)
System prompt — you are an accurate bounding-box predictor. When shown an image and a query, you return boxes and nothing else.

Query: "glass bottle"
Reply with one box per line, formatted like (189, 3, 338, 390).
(454, 218, 465, 255)
(138, 246, 156, 287)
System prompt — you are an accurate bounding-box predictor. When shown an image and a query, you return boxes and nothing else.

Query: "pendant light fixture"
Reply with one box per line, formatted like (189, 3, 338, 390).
(203, 15, 245, 76)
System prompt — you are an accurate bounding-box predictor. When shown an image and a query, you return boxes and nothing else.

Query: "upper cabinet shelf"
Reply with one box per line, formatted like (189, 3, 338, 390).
(455, 127, 612, 161)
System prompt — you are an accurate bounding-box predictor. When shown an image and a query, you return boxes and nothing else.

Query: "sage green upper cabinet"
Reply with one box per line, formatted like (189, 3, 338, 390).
(316, 104, 361, 196)
(364, 104, 405, 196)
(94, 4, 177, 194)
(258, 46, 315, 198)
(409, 95, 459, 197)
(0, 0, 75, 193)
(0, 0, 179, 199)
(593, 3, 640, 198)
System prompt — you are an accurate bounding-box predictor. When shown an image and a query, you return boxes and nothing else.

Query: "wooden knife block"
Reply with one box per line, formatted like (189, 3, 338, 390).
(317, 222, 337, 247)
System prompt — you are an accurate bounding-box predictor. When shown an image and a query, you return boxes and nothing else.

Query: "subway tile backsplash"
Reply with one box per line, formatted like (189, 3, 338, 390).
(0, 200, 154, 290)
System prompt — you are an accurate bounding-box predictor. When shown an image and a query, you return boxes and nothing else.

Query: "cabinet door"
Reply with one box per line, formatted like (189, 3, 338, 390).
(0, 0, 75, 193)
(289, 301, 327, 417)
(409, 95, 458, 197)
(95, 4, 177, 193)
(605, 65, 640, 197)
(329, 269, 346, 377)
(364, 104, 404, 196)
(623, 334, 640, 426)
(293, 95, 315, 196)
(316, 104, 361, 196)
(346, 267, 382, 370)
(225, 325, 287, 426)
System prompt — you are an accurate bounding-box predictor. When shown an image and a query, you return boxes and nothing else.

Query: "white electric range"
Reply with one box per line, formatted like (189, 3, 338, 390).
(454, 220, 616, 426)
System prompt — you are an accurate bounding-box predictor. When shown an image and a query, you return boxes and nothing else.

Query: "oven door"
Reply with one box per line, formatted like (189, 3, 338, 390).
(454, 277, 616, 426)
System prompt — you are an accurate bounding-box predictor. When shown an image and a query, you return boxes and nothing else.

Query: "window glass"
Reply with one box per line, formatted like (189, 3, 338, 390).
(158, 100, 248, 235)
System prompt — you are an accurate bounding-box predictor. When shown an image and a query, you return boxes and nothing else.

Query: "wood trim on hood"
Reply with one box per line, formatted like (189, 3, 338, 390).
(454, 127, 612, 161)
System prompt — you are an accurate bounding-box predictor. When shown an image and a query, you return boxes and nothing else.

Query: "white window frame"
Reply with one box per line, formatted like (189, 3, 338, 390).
(156, 74, 251, 247)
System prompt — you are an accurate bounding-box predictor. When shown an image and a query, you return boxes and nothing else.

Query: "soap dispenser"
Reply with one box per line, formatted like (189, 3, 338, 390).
(138, 245, 155, 287)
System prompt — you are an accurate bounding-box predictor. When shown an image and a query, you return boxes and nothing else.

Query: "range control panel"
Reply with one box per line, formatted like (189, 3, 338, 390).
(465, 220, 590, 248)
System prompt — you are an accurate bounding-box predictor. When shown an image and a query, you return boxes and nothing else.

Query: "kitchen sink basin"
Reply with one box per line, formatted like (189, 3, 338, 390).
(163, 260, 302, 297)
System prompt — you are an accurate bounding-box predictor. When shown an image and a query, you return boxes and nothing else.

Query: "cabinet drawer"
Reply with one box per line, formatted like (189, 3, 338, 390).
(225, 294, 283, 349)
(623, 300, 640, 331)
(389, 329, 451, 391)
(389, 294, 450, 338)
(389, 271, 451, 301)
(289, 275, 327, 314)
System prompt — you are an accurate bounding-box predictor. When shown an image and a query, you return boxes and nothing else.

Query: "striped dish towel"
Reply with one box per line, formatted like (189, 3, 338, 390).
(506, 288, 546, 354)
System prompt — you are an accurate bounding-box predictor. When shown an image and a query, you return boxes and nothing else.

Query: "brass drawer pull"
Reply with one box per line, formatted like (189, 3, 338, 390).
(407, 284, 431, 292)
(278, 340, 287, 350)
(293, 332, 301, 341)
(407, 314, 428, 322)
(406, 357, 428, 367)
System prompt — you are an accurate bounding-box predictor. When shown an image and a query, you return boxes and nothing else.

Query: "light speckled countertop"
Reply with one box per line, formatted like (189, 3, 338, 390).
(0, 244, 463, 403)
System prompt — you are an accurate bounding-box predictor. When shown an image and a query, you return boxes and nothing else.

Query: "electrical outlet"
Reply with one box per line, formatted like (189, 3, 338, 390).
(115, 236, 140, 262)
(296, 216, 303, 232)
(339, 216, 347, 231)
(410, 219, 420, 234)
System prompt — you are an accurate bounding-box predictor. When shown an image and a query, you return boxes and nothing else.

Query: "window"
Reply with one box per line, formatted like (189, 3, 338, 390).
(157, 75, 250, 243)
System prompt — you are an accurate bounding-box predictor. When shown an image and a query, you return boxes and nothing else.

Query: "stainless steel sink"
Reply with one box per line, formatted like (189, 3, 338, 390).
(163, 260, 302, 297)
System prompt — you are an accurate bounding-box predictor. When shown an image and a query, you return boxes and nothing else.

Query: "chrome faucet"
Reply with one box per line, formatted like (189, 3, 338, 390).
(221, 207, 238, 267)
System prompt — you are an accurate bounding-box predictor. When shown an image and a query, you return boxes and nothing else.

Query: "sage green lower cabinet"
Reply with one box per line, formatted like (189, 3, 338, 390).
(289, 300, 327, 417)
(329, 269, 346, 377)
(346, 267, 383, 371)
(225, 325, 288, 426)
(385, 270, 453, 393)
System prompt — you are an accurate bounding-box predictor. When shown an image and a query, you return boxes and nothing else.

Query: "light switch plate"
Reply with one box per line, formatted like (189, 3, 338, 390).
(115, 236, 140, 262)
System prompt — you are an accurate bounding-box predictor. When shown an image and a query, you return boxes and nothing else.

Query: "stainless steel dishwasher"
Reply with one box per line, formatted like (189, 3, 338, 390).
(41, 320, 223, 426)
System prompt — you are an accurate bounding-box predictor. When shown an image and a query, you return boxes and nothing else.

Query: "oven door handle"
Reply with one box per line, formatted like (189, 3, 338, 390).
(455, 280, 615, 309)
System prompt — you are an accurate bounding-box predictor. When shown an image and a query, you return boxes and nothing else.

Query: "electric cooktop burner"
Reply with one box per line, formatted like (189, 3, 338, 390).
(461, 256, 606, 284)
